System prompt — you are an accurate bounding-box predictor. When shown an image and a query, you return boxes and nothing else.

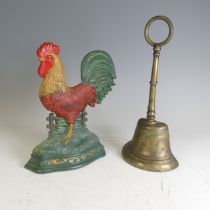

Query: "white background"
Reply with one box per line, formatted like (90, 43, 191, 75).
(0, 0, 210, 209)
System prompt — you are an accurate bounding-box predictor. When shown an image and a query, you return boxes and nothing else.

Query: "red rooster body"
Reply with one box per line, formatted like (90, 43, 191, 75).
(37, 42, 116, 143)
(40, 83, 96, 124)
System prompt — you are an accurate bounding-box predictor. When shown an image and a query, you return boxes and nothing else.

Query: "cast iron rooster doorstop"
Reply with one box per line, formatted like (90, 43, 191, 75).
(25, 42, 116, 173)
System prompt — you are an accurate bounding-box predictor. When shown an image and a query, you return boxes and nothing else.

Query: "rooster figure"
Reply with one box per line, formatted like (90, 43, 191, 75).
(37, 42, 116, 144)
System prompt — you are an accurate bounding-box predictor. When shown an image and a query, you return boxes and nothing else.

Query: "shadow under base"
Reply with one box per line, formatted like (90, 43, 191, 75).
(25, 113, 105, 174)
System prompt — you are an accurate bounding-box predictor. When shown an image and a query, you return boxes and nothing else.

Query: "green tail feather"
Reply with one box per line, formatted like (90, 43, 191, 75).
(81, 50, 116, 103)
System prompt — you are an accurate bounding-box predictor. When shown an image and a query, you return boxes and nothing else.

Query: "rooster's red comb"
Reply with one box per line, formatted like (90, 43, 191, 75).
(37, 42, 60, 57)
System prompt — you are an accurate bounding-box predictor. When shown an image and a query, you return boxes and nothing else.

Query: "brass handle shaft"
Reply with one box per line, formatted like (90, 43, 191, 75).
(145, 16, 174, 122)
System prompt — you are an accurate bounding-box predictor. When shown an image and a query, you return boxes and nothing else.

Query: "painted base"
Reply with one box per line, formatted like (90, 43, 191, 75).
(25, 113, 106, 174)
(25, 143, 105, 174)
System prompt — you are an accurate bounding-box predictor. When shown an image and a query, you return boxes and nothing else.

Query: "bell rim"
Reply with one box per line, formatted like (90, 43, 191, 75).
(122, 142, 179, 172)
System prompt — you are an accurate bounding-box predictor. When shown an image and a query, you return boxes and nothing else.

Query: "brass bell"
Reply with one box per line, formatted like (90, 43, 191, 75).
(122, 16, 178, 172)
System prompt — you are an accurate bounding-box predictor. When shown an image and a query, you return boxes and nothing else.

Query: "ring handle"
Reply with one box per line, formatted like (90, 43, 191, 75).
(144, 16, 174, 47)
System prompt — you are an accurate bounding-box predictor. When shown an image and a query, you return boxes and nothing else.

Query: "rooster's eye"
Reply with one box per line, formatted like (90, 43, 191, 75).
(46, 55, 53, 62)
(45, 55, 53, 64)
(45, 55, 54, 68)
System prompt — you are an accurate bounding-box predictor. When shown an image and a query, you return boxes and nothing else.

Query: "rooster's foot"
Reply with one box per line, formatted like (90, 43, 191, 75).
(63, 124, 74, 145)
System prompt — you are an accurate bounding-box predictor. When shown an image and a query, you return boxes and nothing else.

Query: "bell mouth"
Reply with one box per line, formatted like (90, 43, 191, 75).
(122, 118, 178, 172)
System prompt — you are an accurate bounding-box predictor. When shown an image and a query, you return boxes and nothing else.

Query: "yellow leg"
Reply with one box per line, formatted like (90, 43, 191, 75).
(63, 124, 73, 144)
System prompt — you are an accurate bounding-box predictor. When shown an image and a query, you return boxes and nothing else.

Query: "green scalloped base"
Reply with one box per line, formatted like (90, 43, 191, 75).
(25, 115, 106, 174)
(25, 144, 105, 174)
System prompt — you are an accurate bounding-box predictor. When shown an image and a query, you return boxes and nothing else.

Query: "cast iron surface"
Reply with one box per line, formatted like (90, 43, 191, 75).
(25, 113, 105, 173)
(25, 45, 116, 173)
